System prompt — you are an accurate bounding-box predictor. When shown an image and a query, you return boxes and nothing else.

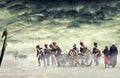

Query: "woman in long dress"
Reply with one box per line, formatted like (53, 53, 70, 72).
(102, 46, 110, 68)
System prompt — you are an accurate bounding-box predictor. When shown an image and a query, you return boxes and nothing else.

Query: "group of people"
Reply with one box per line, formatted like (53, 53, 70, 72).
(36, 42, 62, 66)
(36, 41, 118, 68)
(102, 43, 118, 68)
(79, 42, 118, 68)
(79, 41, 118, 68)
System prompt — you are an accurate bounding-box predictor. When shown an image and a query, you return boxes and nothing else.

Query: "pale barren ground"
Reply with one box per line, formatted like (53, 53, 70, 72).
(0, 54, 120, 78)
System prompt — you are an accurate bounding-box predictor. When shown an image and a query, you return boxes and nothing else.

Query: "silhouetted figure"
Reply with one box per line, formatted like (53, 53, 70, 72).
(92, 42, 101, 66)
(109, 43, 118, 68)
(49, 44, 57, 66)
(102, 46, 110, 68)
(73, 44, 79, 53)
(44, 44, 51, 66)
(80, 41, 85, 54)
(36, 45, 46, 66)
(52, 42, 62, 67)
(14, 51, 18, 60)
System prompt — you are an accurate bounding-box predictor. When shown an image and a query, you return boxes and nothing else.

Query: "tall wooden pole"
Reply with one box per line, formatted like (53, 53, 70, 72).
(0, 29, 8, 67)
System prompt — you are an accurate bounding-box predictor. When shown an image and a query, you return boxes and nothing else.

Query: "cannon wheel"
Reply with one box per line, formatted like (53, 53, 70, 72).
(80, 49, 92, 67)
(58, 54, 68, 67)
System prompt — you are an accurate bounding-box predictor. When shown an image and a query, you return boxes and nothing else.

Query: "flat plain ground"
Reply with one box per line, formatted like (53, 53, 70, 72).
(0, 54, 120, 78)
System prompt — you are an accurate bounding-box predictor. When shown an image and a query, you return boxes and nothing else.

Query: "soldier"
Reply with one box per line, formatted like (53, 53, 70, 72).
(80, 41, 85, 54)
(73, 44, 79, 53)
(92, 42, 101, 66)
(52, 42, 62, 67)
(44, 44, 51, 66)
(49, 44, 57, 66)
(36, 45, 46, 66)
(79, 41, 91, 65)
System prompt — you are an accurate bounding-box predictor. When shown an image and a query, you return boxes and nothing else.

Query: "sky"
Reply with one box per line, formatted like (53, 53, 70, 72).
(3, 0, 118, 3)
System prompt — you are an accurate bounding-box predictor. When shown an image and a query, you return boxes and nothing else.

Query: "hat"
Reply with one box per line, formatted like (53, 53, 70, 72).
(36, 45, 40, 48)
(45, 44, 48, 46)
(80, 41, 84, 46)
(73, 44, 76, 47)
(94, 42, 97, 46)
(52, 42, 56, 44)
(112, 43, 115, 45)
(49, 44, 52, 47)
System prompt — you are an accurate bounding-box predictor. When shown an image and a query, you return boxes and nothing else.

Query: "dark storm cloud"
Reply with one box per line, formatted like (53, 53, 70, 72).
(4, 0, 118, 3)
(1, 0, 120, 26)
(23, 0, 118, 2)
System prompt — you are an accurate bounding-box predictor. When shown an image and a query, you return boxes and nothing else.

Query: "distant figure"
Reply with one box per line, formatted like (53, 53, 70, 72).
(109, 43, 118, 67)
(49, 44, 57, 66)
(79, 41, 86, 65)
(14, 51, 18, 60)
(102, 46, 110, 68)
(36, 45, 41, 57)
(79, 41, 91, 66)
(73, 44, 79, 53)
(52, 42, 62, 67)
(44, 44, 51, 66)
(80, 41, 85, 54)
(52, 42, 62, 55)
(36, 45, 46, 66)
(92, 42, 101, 66)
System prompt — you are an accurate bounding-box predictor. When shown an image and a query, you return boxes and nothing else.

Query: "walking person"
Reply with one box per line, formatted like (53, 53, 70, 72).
(79, 41, 88, 65)
(36, 45, 46, 66)
(109, 43, 118, 67)
(73, 44, 79, 53)
(72, 44, 80, 66)
(80, 41, 85, 55)
(52, 42, 62, 67)
(49, 44, 57, 66)
(102, 46, 110, 68)
(92, 42, 101, 66)
(44, 44, 51, 66)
